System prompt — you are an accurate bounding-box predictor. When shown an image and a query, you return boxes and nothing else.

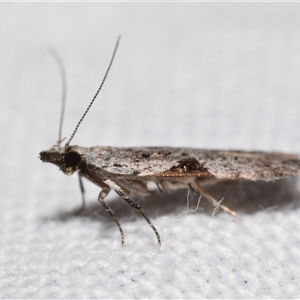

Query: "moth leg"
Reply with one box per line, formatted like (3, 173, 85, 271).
(98, 185, 125, 246)
(194, 182, 242, 221)
(74, 173, 86, 215)
(104, 179, 161, 246)
(156, 183, 164, 194)
(188, 183, 196, 193)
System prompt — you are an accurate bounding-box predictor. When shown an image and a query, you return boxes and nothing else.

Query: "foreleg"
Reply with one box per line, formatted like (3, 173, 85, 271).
(104, 179, 161, 245)
(98, 183, 125, 245)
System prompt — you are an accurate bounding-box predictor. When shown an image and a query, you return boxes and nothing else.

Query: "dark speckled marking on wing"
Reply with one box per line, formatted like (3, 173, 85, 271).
(81, 146, 300, 181)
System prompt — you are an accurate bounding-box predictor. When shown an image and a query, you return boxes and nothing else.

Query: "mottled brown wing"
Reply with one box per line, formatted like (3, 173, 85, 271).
(85, 146, 300, 181)
(162, 149, 300, 181)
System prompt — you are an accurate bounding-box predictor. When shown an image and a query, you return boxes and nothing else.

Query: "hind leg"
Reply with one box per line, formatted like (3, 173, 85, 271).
(193, 180, 242, 221)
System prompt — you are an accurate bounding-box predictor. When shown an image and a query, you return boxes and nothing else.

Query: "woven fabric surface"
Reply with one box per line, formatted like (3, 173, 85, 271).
(1, 3, 300, 299)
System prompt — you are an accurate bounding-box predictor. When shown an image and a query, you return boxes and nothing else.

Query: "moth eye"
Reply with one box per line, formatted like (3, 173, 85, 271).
(65, 151, 81, 165)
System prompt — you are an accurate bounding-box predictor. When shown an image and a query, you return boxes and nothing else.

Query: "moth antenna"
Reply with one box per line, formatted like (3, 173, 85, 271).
(65, 36, 121, 147)
(48, 47, 67, 143)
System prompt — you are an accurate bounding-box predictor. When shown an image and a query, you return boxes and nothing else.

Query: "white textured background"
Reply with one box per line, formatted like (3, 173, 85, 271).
(1, 3, 300, 299)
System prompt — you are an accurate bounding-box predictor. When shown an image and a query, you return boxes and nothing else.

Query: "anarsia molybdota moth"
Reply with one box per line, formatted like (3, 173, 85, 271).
(40, 37, 300, 245)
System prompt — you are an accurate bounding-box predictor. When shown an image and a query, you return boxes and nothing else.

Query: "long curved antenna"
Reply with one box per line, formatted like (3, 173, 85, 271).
(48, 48, 67, 142)
(65, 36, 121, 147)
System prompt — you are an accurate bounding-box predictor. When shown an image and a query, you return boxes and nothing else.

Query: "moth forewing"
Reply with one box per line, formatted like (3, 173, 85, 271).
(40, 37, 300, 245)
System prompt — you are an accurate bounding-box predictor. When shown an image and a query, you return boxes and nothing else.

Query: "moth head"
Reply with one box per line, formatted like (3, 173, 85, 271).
(40, 37, 120, 175)
(39, 143, 82, 175)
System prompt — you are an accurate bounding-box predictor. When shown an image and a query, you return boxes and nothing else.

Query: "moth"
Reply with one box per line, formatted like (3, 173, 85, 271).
(40, 37, 300, 245)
